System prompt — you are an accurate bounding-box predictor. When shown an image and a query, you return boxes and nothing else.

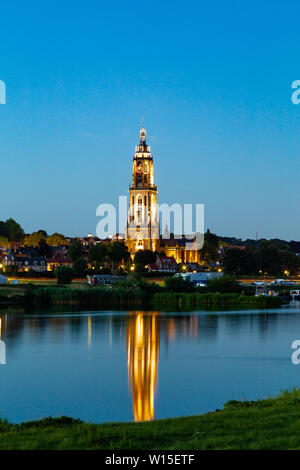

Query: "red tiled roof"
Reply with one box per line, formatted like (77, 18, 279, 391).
(47, 252, 72, 264)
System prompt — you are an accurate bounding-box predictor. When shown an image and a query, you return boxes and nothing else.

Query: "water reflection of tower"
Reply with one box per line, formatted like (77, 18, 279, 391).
(126, 312, 159, 422)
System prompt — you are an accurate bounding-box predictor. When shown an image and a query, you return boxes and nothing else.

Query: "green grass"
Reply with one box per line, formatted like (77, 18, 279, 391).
(22, 284, 148, 307)
(153, 292, 282, 309)
(19, 286, 282, 309)
(2, 390, 300, 449)
(0, 283, 285, 310)
(0, 284, 26, 297)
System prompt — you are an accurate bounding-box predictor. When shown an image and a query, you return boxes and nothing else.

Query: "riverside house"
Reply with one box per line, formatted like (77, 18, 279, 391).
(3, 247, 47, 272)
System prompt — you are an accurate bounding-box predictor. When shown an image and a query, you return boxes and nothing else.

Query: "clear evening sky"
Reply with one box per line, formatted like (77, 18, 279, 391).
(0, 1, 299, 240)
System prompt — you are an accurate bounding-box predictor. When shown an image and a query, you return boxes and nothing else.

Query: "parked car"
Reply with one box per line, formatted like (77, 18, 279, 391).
(196, 282, 206, 288)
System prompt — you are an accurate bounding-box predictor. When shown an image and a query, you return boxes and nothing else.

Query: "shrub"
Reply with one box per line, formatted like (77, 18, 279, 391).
(164, 275, 195, 293)
(54, 266, 74, 285)
(207, 275, 242, 294)
(153, 292, 282, 309)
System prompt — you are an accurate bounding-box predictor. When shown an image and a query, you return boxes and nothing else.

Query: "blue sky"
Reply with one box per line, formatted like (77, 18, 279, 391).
(0, 0, 299, 240)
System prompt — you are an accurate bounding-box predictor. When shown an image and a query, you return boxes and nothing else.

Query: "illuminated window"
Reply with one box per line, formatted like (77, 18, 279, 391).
(137, 197, 143, 222)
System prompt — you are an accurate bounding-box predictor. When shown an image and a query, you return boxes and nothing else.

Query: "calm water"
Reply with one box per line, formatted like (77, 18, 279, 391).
(1, 305, 300, 424)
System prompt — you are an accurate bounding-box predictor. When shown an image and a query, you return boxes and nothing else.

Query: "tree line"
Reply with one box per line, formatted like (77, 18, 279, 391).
(1, 219, 299, 277)
(0, 219, 68, 248)
(222, 242, 300, 276)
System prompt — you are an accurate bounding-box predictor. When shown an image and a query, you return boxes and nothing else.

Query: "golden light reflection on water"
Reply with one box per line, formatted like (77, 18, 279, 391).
(88, 316, 92, 348)
(126, 312, 200, 422)
(126, 312, 160, 422)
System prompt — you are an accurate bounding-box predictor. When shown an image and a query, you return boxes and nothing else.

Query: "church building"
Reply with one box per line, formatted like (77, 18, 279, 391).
(126, 124, 160, 256)
(126, 124, 200, 264)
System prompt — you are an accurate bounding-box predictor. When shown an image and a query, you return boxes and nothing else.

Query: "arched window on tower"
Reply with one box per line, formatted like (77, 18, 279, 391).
(137, 196, 143, 223)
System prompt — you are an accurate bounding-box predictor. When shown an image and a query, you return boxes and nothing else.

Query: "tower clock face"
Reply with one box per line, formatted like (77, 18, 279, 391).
(136, 161, 143, 173)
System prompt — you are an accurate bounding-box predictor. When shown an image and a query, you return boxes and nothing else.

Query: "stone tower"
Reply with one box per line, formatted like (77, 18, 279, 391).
(126, 124, 160, 256)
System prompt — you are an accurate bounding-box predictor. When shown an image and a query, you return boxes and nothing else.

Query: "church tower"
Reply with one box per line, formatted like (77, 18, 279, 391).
(126, 124, 160, 256)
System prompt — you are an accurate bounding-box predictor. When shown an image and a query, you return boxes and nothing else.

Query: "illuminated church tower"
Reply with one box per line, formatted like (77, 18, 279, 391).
(126, 124, 160, 256)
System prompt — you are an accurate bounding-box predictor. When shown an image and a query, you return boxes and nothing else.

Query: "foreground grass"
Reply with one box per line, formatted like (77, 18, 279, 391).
(2, 390, 300, 449)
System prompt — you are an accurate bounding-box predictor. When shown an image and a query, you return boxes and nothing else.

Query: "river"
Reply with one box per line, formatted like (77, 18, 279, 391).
(0, 304, 300, 423)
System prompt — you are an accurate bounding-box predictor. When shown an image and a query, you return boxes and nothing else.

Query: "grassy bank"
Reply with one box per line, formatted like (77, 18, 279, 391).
(22, 287, 282, 309)
(153, 292, 282, 309)
(0, 281, 283, 309)
(1, 390, 300, 449)
(22, 284, 149, 307)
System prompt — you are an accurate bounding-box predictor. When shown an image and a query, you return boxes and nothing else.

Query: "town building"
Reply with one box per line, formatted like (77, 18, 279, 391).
(46, 247, 73, 271)
(3, 247, 47, 272)
(146, 255, 178, 273)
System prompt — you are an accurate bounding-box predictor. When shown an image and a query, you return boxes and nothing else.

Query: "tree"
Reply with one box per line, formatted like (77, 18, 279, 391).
(47, 233, 68, 246)
(223, 248, 248, 275)
(280, 250, 300, 275)
(68, 240, 83, 262)
(0, 236, 9, 247)
(4, 218, 25, 242)
(23, 232, 45, 247)
(200, 242, 218, 264)
(257, 241, 282, 275)
(55, 266, 74, 285)
(72, 258, 88, 277)
(88, 243, 108, 270)
(204, 229, 219, 247)
(199, 230, 219, 264)
(134, 249, 156, 267)
(107, 242, 130, 269)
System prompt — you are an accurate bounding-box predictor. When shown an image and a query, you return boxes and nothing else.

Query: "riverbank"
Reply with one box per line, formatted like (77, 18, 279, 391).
(1, 390, 300, 449)
(0, 283, 284, 309)
(153, 292, 282, 308)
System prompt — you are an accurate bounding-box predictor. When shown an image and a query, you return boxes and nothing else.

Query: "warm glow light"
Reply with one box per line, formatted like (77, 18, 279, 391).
(126, 313, 159, 422)
(88, 316, 92, 348)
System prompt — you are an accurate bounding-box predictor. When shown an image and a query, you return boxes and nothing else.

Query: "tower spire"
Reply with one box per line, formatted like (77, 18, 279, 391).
(126, 124, 160, 256)
(140, 119, 146, 145)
